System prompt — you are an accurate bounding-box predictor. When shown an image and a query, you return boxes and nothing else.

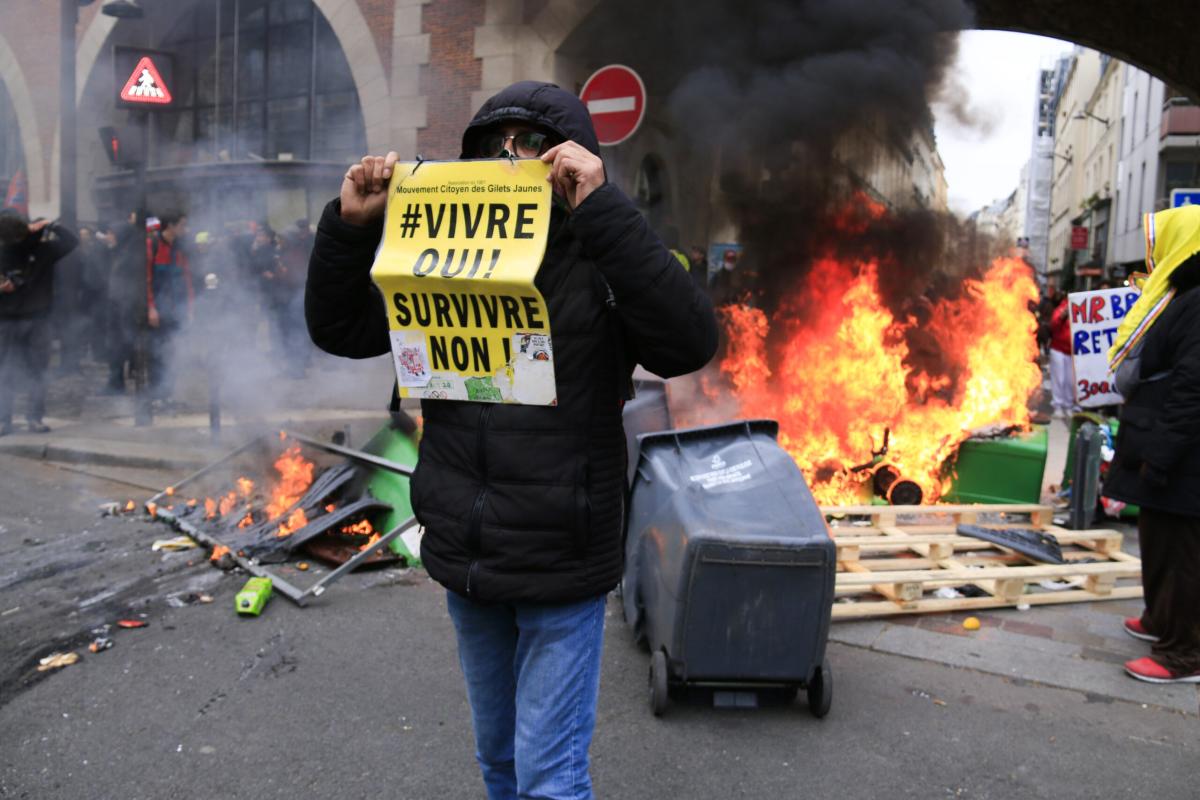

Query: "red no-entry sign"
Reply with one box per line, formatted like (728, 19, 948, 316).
(580, 65, 646, 146)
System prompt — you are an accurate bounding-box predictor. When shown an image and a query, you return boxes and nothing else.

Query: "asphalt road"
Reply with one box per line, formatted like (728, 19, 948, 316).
(0, 454, 1194, 799)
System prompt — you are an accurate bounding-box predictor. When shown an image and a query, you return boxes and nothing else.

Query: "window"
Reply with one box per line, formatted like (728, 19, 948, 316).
(1126, 172, 1134, 231)
(1136, 162, 1146, 223)
(154, 0, 364, 166)
(1132, 91, 1139, 145)
(0, 78, 23, 186)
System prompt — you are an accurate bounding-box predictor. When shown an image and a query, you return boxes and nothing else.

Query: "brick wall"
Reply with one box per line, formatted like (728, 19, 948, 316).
(417, 0, 486, 159)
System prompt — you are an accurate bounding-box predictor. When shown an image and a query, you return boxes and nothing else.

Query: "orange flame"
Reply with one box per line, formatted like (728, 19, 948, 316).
(236, 477, 255, 498)
(359, 533, 381, 552)
(264, 446, 315, 520)
(342, 519, 374, 536)
(237, 512, 254, 529)
(204, 497, 217, 519)
(210, 545, 230, 562)
(325, 504, 337, 513)
(692, 201, 1041, 505)
(216, 491, 239, 517)
(276, 507, 309, 538)
(124, 500, 135, 512)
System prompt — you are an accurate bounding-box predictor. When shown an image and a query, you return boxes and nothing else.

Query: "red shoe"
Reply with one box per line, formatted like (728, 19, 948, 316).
(1123, 617, 1159, 642)
(1124, 657, 1200, 684)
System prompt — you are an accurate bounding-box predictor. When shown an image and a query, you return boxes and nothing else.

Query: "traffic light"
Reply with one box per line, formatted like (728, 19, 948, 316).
(99, 126, 122, 166)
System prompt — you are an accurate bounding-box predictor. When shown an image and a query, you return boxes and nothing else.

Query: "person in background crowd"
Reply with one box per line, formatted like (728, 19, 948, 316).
(1104, 205, 1200, 685)
(1036, 284, 1060, 358)
(79, 224, 112, 365)
(275, 223, 313, 377)
(51, 224, 90, 374)
(659, 225, 692, 275)
(145, 210, 192, 401)
(688, 245, 708, 289)
(1047, 292, 1076, 418)
(190, 231, 213, 278)
(104, 212, 145, 394)
(710, 247, 750, 307)
(0, 209, 79, 434)
(248, 224, 287, 361)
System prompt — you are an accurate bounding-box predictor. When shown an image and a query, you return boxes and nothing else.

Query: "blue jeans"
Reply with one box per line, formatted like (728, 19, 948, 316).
(446, 590, 607, 800)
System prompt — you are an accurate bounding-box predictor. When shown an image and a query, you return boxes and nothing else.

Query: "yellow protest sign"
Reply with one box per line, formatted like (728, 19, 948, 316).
(371, 159, 556, 405)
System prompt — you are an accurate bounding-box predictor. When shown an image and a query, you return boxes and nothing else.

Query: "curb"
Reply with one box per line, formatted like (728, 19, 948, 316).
(0, 438, 217, 472)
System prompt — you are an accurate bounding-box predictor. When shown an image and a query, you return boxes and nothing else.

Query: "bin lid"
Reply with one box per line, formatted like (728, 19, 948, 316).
(633, 419, 827, 542)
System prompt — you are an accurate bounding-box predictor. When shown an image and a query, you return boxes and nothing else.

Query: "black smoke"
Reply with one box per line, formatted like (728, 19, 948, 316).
(651, 1, 982, 315)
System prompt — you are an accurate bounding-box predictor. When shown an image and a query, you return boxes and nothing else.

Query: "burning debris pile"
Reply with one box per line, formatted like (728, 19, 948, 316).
(678, 197, 1042, 506)
(644, 1, 1044, 505)
(155, 434, 401, 571)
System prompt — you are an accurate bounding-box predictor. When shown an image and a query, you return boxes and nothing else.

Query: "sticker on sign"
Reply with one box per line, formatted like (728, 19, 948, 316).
(580, 65, 646, 147)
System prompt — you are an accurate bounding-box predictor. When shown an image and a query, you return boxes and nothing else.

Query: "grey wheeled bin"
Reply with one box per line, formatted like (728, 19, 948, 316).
(621, 420, 835, 717)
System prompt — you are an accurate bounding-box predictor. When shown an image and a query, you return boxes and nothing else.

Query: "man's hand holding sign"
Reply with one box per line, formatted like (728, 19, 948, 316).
(341, 151, 400, 226)
(540, 140, 605, 210)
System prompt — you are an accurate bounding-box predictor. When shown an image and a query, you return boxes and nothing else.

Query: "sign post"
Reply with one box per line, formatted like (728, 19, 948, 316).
(579, 65, 647, 146)
(113, 47, 175, 427)
(1067, 286, 1142, 407)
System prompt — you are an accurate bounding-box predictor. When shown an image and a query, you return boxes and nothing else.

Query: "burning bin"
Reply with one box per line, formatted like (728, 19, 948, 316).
(622, 420, 835, 717)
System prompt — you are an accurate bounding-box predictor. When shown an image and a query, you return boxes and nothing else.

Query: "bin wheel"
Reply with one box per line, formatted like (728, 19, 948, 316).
(807, 658, 832, 718)
(649, 650, 669, 717)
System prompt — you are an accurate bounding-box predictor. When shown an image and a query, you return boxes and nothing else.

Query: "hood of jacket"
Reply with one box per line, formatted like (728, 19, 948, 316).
(460, 81, 600, 159)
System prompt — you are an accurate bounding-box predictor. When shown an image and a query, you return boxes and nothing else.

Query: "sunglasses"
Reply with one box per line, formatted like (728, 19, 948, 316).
(477, 131, 552, 159)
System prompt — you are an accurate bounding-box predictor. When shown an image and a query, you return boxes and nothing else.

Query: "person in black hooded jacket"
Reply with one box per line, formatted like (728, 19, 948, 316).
(0, 210, 79, 435)
(1104, 248, 1200, 685)
(306, 81, 717, 799)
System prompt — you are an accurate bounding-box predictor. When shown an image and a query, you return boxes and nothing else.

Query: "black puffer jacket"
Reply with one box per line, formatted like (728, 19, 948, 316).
(0, 222, 79, 318)
(1104, 255, 1200, 517)
(306, 81, 718, 603)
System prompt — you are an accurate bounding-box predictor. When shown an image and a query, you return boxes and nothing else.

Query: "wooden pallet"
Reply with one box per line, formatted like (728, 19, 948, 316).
(821, 504, 1143, 620)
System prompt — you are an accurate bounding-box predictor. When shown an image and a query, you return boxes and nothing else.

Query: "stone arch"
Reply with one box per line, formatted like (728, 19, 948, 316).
(311, 0, 391, 152)
(0, 31, 46, 214)
(970, 0, 1200, 100)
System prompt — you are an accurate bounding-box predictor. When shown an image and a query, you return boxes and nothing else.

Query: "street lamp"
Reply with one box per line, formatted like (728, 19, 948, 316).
(101, 0, 144, 17)
(1073, 110, 1111, 129)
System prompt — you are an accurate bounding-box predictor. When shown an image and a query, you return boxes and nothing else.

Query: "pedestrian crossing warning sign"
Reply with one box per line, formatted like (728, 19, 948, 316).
(119, 57, 173, 105)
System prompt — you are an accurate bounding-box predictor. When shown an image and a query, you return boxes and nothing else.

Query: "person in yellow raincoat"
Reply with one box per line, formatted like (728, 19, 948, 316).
(1104, 204, 1200, 684)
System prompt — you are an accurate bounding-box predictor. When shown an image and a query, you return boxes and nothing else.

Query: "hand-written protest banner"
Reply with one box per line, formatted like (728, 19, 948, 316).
(1068, 286, 1142, 407)
(371, 159, 555, 404)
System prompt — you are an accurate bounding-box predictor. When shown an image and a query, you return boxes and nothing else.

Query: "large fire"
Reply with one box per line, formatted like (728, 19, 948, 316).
(690, 199, 1042, 505)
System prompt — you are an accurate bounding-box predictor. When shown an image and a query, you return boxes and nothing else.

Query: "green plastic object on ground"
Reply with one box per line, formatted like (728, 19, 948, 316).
(944, 425, 1048, 505)
(360, 421, 422, 566)
(236, 577, 273, 616)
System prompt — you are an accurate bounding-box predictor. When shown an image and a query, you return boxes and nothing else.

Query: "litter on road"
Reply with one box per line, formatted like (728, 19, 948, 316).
(37, 652, 80, 671)
(152, 535, 199, 552)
